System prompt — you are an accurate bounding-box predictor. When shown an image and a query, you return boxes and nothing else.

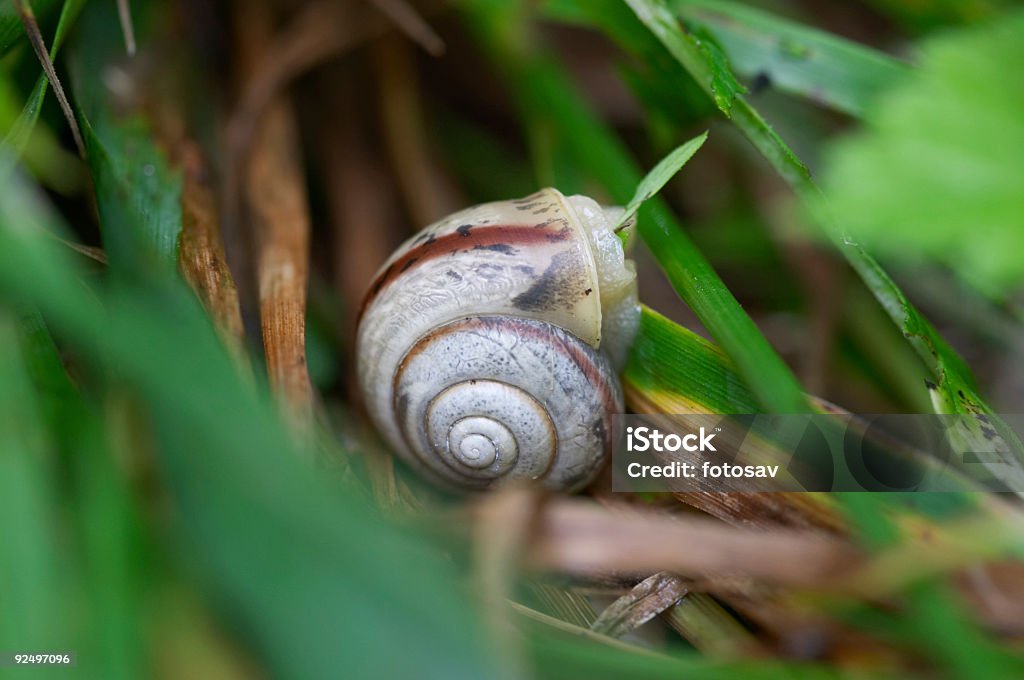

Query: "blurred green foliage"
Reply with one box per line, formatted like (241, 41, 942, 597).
(824, 11, 1024, 299)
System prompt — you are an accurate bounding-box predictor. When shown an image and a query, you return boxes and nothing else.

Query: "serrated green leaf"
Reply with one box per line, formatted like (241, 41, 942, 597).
(823, 12, 1024, 298)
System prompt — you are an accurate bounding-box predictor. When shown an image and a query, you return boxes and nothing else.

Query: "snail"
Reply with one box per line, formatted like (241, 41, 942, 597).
(356, 188, 639, 492)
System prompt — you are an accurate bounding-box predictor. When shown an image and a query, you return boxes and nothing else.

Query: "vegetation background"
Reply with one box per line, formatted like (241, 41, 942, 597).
(1, 0, 1023, 678)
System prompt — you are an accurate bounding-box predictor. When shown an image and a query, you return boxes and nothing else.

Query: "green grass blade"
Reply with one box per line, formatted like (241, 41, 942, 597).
(4, 0, 89, 153)
(530, 623, 876, 680)
(615, 131, 707, 232)
(10, 303, 145, 678)
(12, 276, 146, 680)
(67, 1, 181, 272)
(625, 305, 759, 414)
(903, 581, 1021, 678)
(674, 0, 911, 116)
(0, 313, 68, 657)
(623, 0, 1024, 486)
(15, 308, 78, 428)
(628, 308, 991, 505)
(462, 0, 810, 414)
(78, 398, 144, 680)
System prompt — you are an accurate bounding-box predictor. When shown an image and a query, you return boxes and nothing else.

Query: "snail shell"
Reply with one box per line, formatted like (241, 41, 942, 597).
(356, 188, 639, 491)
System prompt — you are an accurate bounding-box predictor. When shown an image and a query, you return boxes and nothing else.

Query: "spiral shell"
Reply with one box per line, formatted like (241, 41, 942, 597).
(356, 188, 639, 491)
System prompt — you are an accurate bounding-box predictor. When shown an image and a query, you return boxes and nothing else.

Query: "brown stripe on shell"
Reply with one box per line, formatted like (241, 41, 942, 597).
(358, 223, 574, 323)
(394, 315, 620, 461)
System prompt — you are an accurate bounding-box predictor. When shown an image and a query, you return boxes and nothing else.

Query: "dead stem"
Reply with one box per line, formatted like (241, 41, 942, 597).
(525, 499, 859, 588)
(591, 572, 689, 638)
(116, 0, 137, 56)
(226, 1, 372, 168)
(234, 0, 313, 427)
(221, 1, 384, 352)
(509, 601, 669, 658)
(12, 0, 86, 159)
(666, 592, 765, 657)
(370, 0, 445, 56)
(51, 234, 107, 265)
(373, 33, 461, 226)
(178, 141, 246, 361)
(526, 582, 597, 628)
(316, 66, 406, 389)
(473, 487, 541, 680)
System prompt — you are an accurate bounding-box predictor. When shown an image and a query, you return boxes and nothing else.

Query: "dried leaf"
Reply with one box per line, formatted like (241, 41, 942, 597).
(591, 572, 689, 637)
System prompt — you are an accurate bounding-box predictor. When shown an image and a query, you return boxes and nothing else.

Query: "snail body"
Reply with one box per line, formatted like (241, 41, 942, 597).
(356, 188, 639, 491)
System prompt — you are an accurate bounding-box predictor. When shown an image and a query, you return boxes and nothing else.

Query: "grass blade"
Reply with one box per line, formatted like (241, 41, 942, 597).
(615, 130, 707, 232)
(0, 314, 67, 658)
(67, 1, 182, 272)
(675, 0, 911, 116)
(115, 0, 134, 55)
(625, 305, 759, 414)
(4, 0, 89, 154)
(12, 0, 86, 157)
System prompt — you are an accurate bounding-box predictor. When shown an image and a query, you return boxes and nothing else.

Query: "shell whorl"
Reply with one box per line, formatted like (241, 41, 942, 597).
(393, 316, 622, 490)
(356, 188, 638, 492)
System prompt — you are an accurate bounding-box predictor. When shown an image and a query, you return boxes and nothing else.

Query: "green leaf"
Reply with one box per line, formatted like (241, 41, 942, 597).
(624, 0, 745, 114)
(14, 308, 78, 430)
(861, 0, 1011, 33)
(11, 304, 142, 679)
(823, 12, 1024, 298)
(675, 0, 912, 116)
(625, 305, 759, 414)
(67, 1, 181, 273)
(903, 581, 1021, 679)
(614, 130, 707, 232)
